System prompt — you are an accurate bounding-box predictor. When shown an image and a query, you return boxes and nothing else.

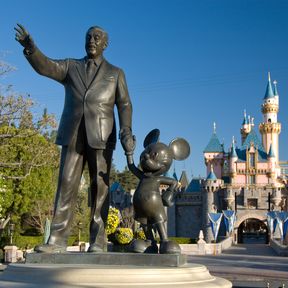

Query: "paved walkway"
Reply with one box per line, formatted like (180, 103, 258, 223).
(188, 243, 288, 288)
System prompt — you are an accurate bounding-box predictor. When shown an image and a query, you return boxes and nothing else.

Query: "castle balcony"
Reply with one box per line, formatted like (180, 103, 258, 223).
(261, 102, 279, 114)
(259, 122, 281, 134)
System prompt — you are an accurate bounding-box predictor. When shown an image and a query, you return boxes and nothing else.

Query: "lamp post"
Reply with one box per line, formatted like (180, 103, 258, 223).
(8, 222, 15, 245)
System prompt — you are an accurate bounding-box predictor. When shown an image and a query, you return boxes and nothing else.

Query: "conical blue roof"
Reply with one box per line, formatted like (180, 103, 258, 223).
(172, 170, 178, 181)
(186, 178, 203, 192)
(231, 141, 238, 158)
(264, 74, 274, 99)
(204, 133, 224, 153)
(268, 143, 276, 158)
(179, 170, 189, 188)
(242, 111, 248, 125)
(110, 182, 125, 193)
(206, 170, 217, 181)
(236, 128, 267, 161)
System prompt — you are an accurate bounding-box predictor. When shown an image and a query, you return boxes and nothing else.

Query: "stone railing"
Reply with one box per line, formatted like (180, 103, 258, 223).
(180, 234, 233, 255)
(270, 238, 288, 256)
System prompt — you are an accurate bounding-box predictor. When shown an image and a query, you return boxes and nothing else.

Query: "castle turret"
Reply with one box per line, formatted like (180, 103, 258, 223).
(229, 136, 238, 183)
(259, 73, 281, 163)
(240, 110, 252, 144)
(202, 165, 223, 243)
(203, 123, 224, 179)
(267, 143, 276, 183)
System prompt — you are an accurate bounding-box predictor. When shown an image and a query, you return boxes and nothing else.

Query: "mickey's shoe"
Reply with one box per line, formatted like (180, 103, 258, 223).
(159, 240, 181, 254)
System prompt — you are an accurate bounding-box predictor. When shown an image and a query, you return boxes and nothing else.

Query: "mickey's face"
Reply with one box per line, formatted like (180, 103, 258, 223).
(140, 143, 173, 176)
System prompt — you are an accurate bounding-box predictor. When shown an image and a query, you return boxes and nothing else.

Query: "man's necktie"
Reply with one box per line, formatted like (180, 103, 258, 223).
(86, 60, 95, 85)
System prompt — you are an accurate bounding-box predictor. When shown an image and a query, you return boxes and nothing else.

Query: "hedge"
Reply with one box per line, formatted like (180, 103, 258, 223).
(0, 235, 196, 251)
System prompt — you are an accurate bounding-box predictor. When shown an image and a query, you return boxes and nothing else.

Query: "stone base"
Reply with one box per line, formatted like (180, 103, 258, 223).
(25, 252, 186, 267)
(0, 253, 232, 287)
(0, 263, 231, 287)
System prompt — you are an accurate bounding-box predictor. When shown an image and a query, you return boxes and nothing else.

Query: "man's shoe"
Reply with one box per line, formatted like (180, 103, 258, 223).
(87, 243, 104, 253)
(34, 243, 66, 253)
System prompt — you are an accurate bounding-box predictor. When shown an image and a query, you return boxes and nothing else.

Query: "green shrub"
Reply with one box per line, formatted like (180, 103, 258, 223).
(168, 237, 196, 244)
(12, 235, 43, 249)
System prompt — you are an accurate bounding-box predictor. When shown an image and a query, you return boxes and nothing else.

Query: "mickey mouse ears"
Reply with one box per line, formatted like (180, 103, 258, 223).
(143, 129, 160, 148)
(169, 138, 190, 160)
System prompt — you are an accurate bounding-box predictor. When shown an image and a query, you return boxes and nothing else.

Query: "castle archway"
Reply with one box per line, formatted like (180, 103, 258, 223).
(234, 211, 268, 244)
(237, 218, 268, 244)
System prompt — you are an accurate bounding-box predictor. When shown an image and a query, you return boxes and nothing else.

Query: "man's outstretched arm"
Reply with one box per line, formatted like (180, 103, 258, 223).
(15, 23, 68, 83)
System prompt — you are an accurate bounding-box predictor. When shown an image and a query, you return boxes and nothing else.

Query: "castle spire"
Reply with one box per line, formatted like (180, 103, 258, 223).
(206, 164, 217, 180)
(259, 72, 281, 163)
(242, 110, 248, 125)
(264, 72, 274, 99)
(231, 136, 238, 158)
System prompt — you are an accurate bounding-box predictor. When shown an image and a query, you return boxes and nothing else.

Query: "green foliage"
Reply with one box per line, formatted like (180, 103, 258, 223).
(12, 235, 43, 250)
(109, 163, 119, 183)
(116, 166, 139, 192)
(115, 228, 133, 244)
(69, 168, 90, 240)
(0, 61, 59, 235)
(0, 177, 13, 219)
(168, 237, 196, 244)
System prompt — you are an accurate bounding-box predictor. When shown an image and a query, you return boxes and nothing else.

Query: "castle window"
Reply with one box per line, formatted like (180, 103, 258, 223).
(249, 175, 256, 184)
(268, 119, 271, 123)
(250, 153, 256, 168)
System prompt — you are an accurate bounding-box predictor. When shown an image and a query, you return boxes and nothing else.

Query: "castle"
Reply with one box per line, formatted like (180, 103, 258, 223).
(168, 74, 288, 243)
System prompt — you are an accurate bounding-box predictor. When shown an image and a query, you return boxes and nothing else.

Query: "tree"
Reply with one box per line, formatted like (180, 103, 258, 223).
(0, 60, 59, 236)
(117, 166, 139, 192)
(70, 168, 90, 241)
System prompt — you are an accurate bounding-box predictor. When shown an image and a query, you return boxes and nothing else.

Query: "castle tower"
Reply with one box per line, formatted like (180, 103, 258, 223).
(259, 73, 281, 163)
(267, 143, 277, 183)
(240, 110, 252, 144)
(203, 123, 224, 179)
(202, 165, 223, 243)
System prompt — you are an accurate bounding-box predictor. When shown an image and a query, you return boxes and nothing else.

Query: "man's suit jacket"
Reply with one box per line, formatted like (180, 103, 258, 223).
(25, 48, 132, 150)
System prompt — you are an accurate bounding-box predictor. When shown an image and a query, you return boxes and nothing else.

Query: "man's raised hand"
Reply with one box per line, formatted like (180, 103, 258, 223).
(14, 23, 33, 49)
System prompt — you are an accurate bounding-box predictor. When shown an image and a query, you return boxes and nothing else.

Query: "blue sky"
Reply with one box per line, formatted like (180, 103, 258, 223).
(1, 0, 288, 179)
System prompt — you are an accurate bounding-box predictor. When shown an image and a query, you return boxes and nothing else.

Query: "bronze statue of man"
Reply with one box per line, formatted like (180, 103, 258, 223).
(15, 24, 134, 253)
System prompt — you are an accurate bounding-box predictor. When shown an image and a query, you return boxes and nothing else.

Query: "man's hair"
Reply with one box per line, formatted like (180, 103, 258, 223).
(86, 26, 109, 49)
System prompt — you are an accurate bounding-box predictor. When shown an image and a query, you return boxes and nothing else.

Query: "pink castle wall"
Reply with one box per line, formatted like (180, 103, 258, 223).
(235, 174, 246, 184)
(256, 175, 269, 184)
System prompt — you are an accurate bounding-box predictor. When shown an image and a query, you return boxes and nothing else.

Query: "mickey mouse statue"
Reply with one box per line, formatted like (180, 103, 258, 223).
(126, 129, 190, 254)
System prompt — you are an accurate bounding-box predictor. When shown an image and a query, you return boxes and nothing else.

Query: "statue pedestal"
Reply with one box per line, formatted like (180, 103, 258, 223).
(0, 253, 232, 287)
